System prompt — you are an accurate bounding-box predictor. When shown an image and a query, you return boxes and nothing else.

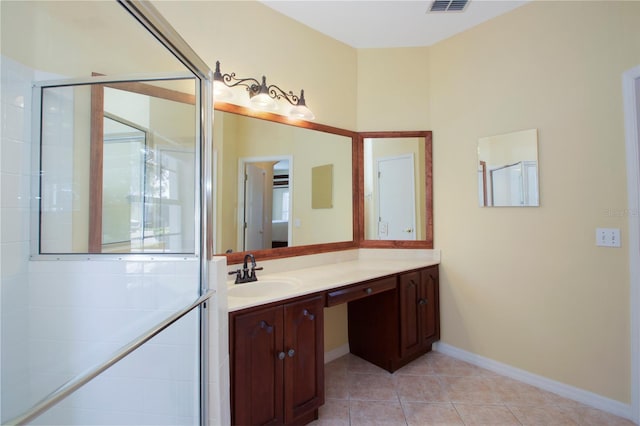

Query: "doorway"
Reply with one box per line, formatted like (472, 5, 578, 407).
(238, 156, 292, 251)
(623, 64, 640, 424)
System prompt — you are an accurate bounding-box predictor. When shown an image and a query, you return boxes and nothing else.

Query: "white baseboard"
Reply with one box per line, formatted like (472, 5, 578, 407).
(324, 344, 350, 364)
(434, 342, 634, 422)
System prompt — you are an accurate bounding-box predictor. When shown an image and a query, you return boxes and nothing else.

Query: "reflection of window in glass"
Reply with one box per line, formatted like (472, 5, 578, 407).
(102, 115, 146, 247)
(37, 77, 198, 255)
(272, 187, 290, 221)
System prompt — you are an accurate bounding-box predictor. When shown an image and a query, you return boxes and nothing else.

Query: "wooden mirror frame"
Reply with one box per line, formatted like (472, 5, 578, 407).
(91, 82, 432, 261)
(215, 102, 360, 265)
(90, 79, 358, 261)
(356, 131, 433, 249)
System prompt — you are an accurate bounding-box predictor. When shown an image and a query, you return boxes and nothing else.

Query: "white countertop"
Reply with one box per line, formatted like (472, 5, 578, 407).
(227, 255, 439, 312)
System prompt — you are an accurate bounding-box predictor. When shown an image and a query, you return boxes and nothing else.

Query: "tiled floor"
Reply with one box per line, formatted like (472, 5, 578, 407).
(311, 351, 635, 426)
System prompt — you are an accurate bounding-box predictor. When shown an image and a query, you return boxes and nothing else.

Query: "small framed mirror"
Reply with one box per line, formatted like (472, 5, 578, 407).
(477, 129, 539, 207)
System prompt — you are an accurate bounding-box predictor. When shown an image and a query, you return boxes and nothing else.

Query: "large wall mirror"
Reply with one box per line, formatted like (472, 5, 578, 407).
(477, 128, 539, 207)
(358, 131, 433, 249)
(214, 103, 358, 265)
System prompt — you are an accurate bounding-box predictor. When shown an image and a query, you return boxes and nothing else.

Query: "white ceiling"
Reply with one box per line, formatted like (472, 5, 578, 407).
(260, 0, 530, 48)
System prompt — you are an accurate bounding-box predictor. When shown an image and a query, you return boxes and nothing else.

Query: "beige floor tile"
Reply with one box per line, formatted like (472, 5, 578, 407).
(508, 404, 579, 425)
(440, 376, 502, 404)
(394, 353, 438, 376)
(429, 355, 484, 377)
(454, 403, 521, 425)
(345, 354, 390, 375)
(325, 368, 350, 400)
(349, 373, 398, 401)
(488, 376, 558, 405)
(395, 375, 449, 403)
(402, 401, 464, 426)
(316, 398, 350, 422)
(349, 399, 406, 425)
(318, 353, 632, 426)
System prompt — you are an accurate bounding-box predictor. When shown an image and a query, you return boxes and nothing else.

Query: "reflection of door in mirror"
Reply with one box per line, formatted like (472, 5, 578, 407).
(239, 157, 291, 252)
(214, 108, 353, 260)
(364, 137, 426, 241)
(376, 154, 416, 240)
(477, 129, 539, 207)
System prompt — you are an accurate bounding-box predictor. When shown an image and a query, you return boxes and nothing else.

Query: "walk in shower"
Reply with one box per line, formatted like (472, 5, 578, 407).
(1, 1, 220, 424)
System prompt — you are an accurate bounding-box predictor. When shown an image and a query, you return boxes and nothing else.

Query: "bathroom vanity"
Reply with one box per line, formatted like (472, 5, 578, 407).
(228, 257, 439, 425)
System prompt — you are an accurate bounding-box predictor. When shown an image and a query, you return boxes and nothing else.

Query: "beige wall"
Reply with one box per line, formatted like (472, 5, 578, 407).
(162, 0, 639, 402)
(152, 1, 358, 131)
(0, 0, 183, 77)
(428, 1, 639, 403)
(357, 47, 431, 131)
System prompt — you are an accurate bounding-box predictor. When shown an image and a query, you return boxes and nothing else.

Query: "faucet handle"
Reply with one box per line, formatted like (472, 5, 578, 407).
(228, 269, 242, 283)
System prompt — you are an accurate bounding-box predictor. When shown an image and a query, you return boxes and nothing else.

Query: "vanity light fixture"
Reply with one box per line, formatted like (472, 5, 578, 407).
(213, 61, 315, 120)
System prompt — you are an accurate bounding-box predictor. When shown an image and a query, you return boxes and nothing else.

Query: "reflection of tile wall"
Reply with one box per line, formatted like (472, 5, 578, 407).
(1, 55, 34, 420)
(39, 85, 74, 253)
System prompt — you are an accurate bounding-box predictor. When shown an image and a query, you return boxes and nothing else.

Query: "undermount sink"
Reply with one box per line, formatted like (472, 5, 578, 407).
(227, 278, 300, 298)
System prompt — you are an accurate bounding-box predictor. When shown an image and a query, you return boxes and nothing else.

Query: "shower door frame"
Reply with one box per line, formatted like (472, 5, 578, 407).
(6, 1, 216, 424)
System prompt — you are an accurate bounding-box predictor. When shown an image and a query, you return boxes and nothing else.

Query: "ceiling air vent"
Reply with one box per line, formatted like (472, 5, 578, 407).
(429, 0, 469, 12)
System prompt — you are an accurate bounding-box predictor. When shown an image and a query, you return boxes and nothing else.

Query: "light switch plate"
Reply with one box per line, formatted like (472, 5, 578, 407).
(596, 228, 621, 247)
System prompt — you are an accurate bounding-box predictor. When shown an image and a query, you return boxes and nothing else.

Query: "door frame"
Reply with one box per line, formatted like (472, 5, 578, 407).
(623, 64, 640, 424)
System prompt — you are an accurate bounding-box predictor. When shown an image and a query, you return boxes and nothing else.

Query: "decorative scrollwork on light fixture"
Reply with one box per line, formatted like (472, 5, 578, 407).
(213, 61, 315, 120)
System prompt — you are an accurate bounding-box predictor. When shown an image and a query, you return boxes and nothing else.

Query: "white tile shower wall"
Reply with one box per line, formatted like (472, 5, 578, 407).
(27, 257, 201, 422)
(1, 55, 34, 420)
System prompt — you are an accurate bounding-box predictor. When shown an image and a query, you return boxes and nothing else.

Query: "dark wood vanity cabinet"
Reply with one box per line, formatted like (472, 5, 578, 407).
(229, 264, 439, 423)
(399, 266, 440, 360)
(349, 265, 440, 372)
(230, 295, 324, 426)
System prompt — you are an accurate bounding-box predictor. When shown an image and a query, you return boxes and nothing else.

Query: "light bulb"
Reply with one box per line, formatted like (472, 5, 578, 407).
(213, 80, 233, 101)
(289, 104, 315, 120)
(250, 93, 277, 110)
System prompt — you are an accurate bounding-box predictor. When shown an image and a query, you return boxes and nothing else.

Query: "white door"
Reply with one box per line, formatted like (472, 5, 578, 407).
(244, 163, 266, 251)
(377, 155, 416, 240)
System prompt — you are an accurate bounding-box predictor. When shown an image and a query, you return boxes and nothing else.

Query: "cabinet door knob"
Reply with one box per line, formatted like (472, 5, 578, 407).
(259, 320, 273, 333)
(303, 309, 315, 320)
(278, 351, 286, 360)
(365, 287, 373, 295)
(418, 298, 427, 306)
(287, 349, 295, 358)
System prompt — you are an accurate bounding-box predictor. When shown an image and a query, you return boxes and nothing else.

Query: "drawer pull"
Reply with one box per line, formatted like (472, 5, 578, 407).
(365, 287, 373, 295)
(277, 351, 286, 360)
(303, 309, 315, 320)
(287, 349, 296, 358)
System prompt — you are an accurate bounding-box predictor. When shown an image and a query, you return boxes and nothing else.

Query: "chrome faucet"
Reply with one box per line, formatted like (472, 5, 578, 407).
(228, 253, 263, 284)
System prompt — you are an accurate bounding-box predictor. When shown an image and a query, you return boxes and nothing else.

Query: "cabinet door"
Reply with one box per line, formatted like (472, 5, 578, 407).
(399, 270, 422, 358)
(421, 266, 439, 343)
(283, 295, 325, 424)
(231, 305, 284, 426)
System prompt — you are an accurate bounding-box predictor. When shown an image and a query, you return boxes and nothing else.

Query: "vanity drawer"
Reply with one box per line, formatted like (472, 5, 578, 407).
(326, 276, 397, 307)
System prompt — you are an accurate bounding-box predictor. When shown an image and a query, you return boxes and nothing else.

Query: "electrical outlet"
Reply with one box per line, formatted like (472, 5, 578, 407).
(596, 228, 621, 248)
